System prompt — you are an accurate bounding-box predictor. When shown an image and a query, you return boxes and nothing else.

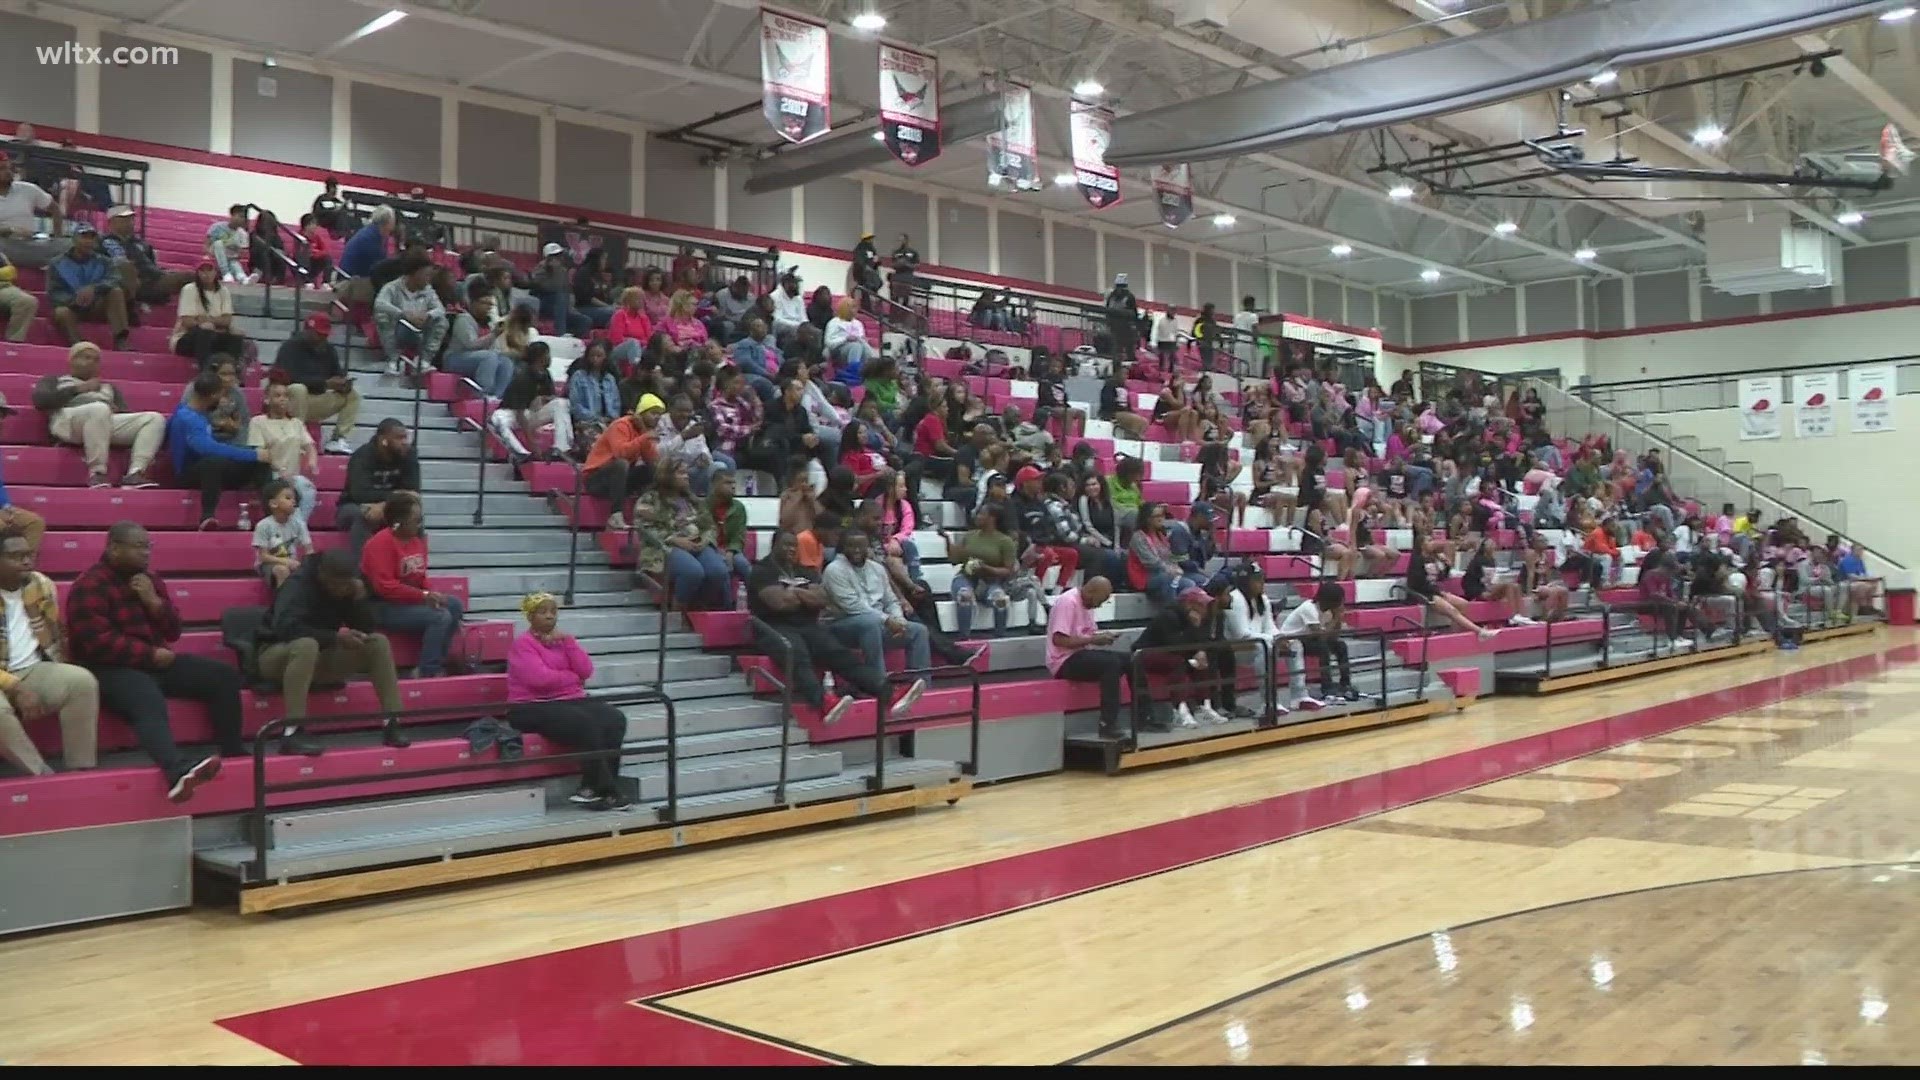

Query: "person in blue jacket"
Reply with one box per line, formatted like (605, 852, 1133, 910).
(335, 204, 396, 307)
(169, 369, 274, 530)
(47, 225, 128, 350)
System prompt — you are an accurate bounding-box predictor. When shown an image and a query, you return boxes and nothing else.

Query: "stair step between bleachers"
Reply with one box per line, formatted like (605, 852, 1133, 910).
(428, 528, 586, 553)
(432, 548, 611, 572)
(587, 654, 737, 688)
(616, 695, 784, 735)
(627, 747, 844, 801)
(466, 590, 650, 614)
(456, 567, 630, 597)
(579, 631, 705, 656)
(623, 720, 801, 754)
(193, 758, 960, 882)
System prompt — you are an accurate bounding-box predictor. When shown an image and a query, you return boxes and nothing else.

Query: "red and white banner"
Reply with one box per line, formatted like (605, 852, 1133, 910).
(1070, 100, 1120, 210)
(986, 81, 1038, 190)
(1851, 364, 1896, 432)
(1151, 164, 1193, 227)
(759, 8, 831, 144)
(1793, 370, 1837, 439)
(878, 43, 939, 167)
(1738, 375, 1782, 440)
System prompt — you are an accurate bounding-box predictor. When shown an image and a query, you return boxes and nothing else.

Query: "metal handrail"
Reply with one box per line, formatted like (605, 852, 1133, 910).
(747, 615, 800, 804)
(1384, 612, 1431, 700)
(626, 528, 674, 691)
(1126, 637, 1272, 737)
(539, 459, 587, 606)
(869, 656, 984, 792)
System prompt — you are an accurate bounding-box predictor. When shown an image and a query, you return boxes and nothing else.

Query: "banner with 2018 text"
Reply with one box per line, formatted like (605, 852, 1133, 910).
(759, 8, 831, 144)
(1737, 376, 1781, 440)
(878, 43, 939, 166)
(1851, 365, 1896, 432)
(1793, 371, 1837, 438)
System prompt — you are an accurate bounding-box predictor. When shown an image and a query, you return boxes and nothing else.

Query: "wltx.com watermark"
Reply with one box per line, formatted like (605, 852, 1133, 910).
(36, 41, 181, 66)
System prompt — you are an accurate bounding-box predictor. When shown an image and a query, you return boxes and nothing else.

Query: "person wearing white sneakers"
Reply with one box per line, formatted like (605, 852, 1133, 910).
(273, 313, 361, 455)
(1406, 526, 1501, 643)
(1277, 580, 1355, 709)
(1221, 564, 1289, 719)
(1136, 586, 1228, 729)
(1463, 536, 1539, 627)
(372, 253, 447, 377)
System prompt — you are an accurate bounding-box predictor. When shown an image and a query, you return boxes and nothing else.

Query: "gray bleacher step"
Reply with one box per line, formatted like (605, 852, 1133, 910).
(625, 747, 845, 801)
(578, 631, 704, 655)
(194, 756, 960, 882)
(422, 493, 548, 517)
(622, 674, 756, 702)
(619, 725, 802, 765)
(431, 528, 581, 553)
(460, 568, 630, 596)
(427, 513, 562, 529)
(589, 654, 737, 688)
(421, 462, 526, 486)
(543, 609, 685, 636)
(616, 693, 784, 734)
(433, 548, 608, 571)
(345, 430, 479, 458)
(466, 590, 642, 614)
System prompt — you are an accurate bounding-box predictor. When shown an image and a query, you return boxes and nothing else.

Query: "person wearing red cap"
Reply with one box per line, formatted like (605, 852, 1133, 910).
(273, 312, 361, 454)
(1011, 464, 1079, 594)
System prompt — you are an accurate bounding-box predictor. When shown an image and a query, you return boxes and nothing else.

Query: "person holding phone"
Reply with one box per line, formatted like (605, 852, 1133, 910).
(1047, 576, 1127, 739)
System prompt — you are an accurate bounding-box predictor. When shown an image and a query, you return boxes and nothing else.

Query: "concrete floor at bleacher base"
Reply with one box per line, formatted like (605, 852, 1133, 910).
(4, 628, 1918, 1066)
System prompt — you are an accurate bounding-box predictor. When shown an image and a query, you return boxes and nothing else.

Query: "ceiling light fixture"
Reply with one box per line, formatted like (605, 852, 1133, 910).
(1837, 208, 1866, 225)
(1388, 183, 1415, 199)
(1053, 173, 1076, 186)
(1880, 6, 1916, 22)
(1574, 246, 1598, 261)
(1588, 69, 1618, 86)
(1420, 268, 1441, 282)
(1329, 243, 1353, 256)
(851, 12, 887, 31)
(1072, 79, 1105, 97)
(1494, 220, 1518, 234)
(1691, 122, 1725, 146)
(1211, 213, 1237, 227)
(362, 9, 407, 35)
(871, 129, 885, 141)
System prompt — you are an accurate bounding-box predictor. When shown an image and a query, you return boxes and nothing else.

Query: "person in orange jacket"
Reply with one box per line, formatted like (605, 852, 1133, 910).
(583, 394, 663, 531)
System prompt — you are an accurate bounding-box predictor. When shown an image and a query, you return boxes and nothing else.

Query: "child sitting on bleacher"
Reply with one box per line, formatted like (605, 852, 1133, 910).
(253, 480, 314, 592)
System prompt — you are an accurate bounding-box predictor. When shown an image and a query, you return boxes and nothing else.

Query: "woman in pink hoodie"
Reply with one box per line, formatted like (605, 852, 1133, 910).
(506, 592, 632, 811)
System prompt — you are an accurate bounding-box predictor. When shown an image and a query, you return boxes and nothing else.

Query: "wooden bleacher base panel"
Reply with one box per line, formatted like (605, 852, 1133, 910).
(1520, 639, 1779, 694)
(233, 778, 973, 915)
(1800, 621, 1882, 645)
(1113, 699, 1446, 772)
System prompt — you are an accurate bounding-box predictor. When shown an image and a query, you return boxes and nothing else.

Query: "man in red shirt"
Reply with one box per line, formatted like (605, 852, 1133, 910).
(65, 521, 244, 802)
(360, 492, 465, 678)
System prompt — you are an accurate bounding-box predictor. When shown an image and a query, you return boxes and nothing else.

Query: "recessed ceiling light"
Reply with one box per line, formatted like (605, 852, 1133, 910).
(1837, 209, 1866, 225)
(1388, 183, 1415, 199)
(1052, 173, 1076, 186)
(851, 12, 886, 31)
(1073, 79, 1105, 96)
(1330, 243, 1353, 256)
(1420, 268, 1441, 282)
(1494, 220, 1518, 234)
(363, 10, 407, 34)
(1588, 69, 1619, 86)
(871, 129, 885, 141)
(1211, 213, 1237, 227)
(1574, 246, 1598, 261)
(1880, 6, 1916, 23)
(1691, 122, 1725, 146)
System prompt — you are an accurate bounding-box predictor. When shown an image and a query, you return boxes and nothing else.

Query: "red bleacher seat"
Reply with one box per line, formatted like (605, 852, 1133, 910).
(6, 487, 340, 529)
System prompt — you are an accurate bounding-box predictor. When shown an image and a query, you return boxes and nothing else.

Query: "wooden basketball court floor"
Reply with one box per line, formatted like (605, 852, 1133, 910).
(6, 629, 1920, 1066)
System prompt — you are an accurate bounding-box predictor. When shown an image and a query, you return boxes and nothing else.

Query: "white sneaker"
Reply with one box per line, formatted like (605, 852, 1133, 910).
(1194, 702, 1229, 725)
(1509, 614, 1538, 626)
(385, 359, 402, 376)
(1274, 701, 1291, 716)
(1295, 696, 1325, 711)
(1477, 627, 1499, 641)
(605, 510, 629, 532)
(323, 437, 353, 454)
(1175, 703, 1199, 729)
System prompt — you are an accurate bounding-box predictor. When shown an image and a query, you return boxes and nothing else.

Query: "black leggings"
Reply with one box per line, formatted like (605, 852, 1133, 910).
(180, 456, 273, 517)
(174, 326, 248, 367)
(508, 698, 628, 796)
(585, 458, 652, 516)
(1057, 648, 1129, 730)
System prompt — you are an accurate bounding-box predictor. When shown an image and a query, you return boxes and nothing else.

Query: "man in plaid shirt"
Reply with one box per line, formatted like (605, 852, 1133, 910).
(65, 522, 246, 803)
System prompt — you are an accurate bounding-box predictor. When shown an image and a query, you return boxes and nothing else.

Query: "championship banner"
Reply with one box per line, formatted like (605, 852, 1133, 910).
(1851, 364, 1896, 432)
(878, 43, 939, 167)
(1793, 371, 1837, 439)
(1151, 163, 1193, 227)
(986, 81, 1038, 190)
(1738, 375, 1782, 440)
(1070, 100, 1121, 210)
(760, 8, 831, 144)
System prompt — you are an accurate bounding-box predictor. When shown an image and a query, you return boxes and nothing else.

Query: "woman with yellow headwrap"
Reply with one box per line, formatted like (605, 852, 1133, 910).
(505, 592, 632, 811)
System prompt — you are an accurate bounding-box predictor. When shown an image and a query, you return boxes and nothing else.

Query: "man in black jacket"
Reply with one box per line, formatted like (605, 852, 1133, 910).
(1103, 273, 1139, 365)
(275, 313, 361, 453)
(255, 549, 407, 755)
(338, 418, 421, 556)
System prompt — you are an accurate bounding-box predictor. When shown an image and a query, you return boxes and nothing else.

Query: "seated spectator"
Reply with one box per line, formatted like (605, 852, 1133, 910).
(708, 366, 767, 474)
(361, 492, 465, 678)
(951, 503, 1020, 636)
(47, 224, 128, 349)
(608, 286, 654, 368)
(101, 204, 192, 307)
(729, 317, 780, 404)
(705, 466, 754, 584)
(178, 353, 248, 446)
(274, 313, 359, 455)
(1135, 586, 1227, 729)
(1276, 581, 1353, 708)
(661, 289, 709, 361)
(0, 251, 37, 341)
(335, 204, 396, 305)
(585, 394, 663, 533)
(1046, 575, 1126, 738)
(748, 530, 901, 726)
(796, 509, 840, 573)
(636, 266, 672, 324)
(820, 530, 929, 713)
(250, 208, 291, 285)
(571, 248, 616, 330)
(823, 297, 869, 381)
(205, 204, 253, 283)
(710, 275, 756, 343)
(339, 418, 420, 556)
(0, 528, 98, 777)
(31, 341, 164, 489)
(170, 368, 272, 531)
(171, 257, 252, 364)
(770, 270, 806, 344)
(506, 593, 631, 811)
(1405, 527, 1500, 640)
(531, 243, 587, 337)
(567, 340, 623, 448)
(253, 479, 313, 590)
(655, 393, 720, 494)
(298, 212, 334, 281)
(254, 549, 409, 755)
(0, 153, 68, 268)
(1098, 369, 1151, 439)
(0, 416, 46, 552)
(490, 342, 573, 464)
(444, 282, 513, 399)
(373, 253, 447, 376)
(1127, 502, 1199, 603)
(66, 521, 243, 802)
(635, 459, 735, 609)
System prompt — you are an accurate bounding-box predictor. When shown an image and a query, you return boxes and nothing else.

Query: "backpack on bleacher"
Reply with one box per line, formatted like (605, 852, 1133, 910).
(221, 606, 270, 681)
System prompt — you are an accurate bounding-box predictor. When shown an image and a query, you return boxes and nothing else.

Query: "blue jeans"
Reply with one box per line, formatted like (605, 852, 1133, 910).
(1145, 569, 1201, 604)
(827, 611, 930, 686)
(665, 545, 732, 607)
(831, 341, 867, 382)
(445, 349, 515, 398)
(1166, 519, 1201, 573)
(370, 596, 465, 676)
(288, 474, 317, 523)
(611, 338, 642, 369)
(537, 289, 589, 336)
(577, 302, 615, 330)
(889, 536, 922, 579)
(951, 573, 1008, 636)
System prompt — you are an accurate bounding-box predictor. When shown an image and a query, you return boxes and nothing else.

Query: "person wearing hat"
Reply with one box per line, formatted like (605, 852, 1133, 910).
(169, 259, 248, 367)
(848, 230, 882, 308)
(102, 205, 193, 306)
(531, 242, 588, 337)
(31, 341, 165, 489)
(769, 268, 807, 345)
(0, 251, 36, 342)
(1134, 585, 1230, 729)
(583, 393, 664, 532)
(1103, 272, 1140, 365)
(47, 224, 129, 350)
(0, 393, 46, 552)
(273, 312, 360, 454)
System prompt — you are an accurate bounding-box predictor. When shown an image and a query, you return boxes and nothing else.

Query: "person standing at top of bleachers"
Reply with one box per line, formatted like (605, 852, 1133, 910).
(46, 224, 129, 351)
(0, 527, 98, 778)
(0, 152, 68, 268)
(254, 549, 409, 756)
(65, 521, 244, 803)
(31, 341, 165, 490)
(338, 419, 420, 558)
(311, 176, 347, 238)
(372, 253, 448, 377)
(274, 313, 360, 455)
(170, 369, 273, 531)
(1102, 274, 1139, 364)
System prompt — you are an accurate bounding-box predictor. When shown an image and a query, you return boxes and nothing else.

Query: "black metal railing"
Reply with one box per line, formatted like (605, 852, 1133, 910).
(1126, 637, 1273, 738)
(747, 615, 801, 803)
(626, 530, 674, 691)
(869, 657, 984, 791)
(540, 458, 588, 606)
(1, 139, 149, 232)
(1385, 612, 1432, 700)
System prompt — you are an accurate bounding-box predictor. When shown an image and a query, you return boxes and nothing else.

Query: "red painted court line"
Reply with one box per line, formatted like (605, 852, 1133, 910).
(216, 643, 1916, 1065)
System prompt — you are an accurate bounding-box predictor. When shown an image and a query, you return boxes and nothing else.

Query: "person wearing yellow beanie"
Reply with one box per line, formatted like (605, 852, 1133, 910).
(580, 394, 665, 531)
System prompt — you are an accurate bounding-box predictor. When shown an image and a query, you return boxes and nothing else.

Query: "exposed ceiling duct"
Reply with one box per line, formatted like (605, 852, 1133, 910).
(1110, 0, 1893, 214)
(741, 94, 1001, 195)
